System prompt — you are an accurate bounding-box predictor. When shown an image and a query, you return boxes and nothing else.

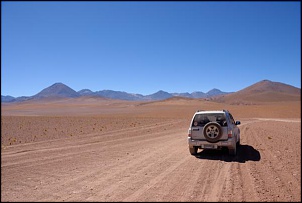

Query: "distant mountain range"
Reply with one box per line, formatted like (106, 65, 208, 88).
(1, 80, 300, 103)
(1, 83, 232, 102)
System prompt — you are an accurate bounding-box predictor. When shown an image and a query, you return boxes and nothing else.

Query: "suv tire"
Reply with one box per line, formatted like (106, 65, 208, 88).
(237, 138, 240, 146)
(203, 122, 223, 143)
(229, 144, 237, 156)
(189, 146, 198, 155)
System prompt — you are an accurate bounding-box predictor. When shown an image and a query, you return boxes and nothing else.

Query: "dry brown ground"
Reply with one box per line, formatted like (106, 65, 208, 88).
(1, 99, 301, 202)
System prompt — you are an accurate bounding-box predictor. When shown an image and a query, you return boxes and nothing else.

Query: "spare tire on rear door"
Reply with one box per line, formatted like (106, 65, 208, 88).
(203, 122, 222, 143)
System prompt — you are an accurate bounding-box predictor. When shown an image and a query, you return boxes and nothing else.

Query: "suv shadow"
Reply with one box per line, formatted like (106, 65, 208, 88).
(194, 144, 261, 163)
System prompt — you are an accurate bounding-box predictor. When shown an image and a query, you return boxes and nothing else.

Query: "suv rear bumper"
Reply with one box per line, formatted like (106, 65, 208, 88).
(188, 137, 235, 149)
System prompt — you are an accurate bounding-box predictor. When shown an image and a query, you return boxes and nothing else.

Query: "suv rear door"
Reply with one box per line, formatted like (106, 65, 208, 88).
(191, 113, 228, 141)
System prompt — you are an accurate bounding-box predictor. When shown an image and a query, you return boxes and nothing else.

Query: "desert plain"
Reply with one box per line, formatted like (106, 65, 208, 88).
(1, 96, 301, 202)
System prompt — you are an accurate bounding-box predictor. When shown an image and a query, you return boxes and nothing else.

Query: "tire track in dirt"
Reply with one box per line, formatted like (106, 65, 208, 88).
(120, 154, 192, 202)
(205, 162, 231, 201)
(2, 124, 188, 202)
(152, 159, 208, 202)
(1, 131, 177, 169)
(239, 121, 301, 202)
(37, 127, 188, 201)
(87, 144, 190, 202)
(238, 125, 260, 202)
(187, 160, 227, 202)
(1, 120, 185, 168)
(2, 120, 187, 202)
(225, 124, 260, 202)
(2, 119, 184, 156)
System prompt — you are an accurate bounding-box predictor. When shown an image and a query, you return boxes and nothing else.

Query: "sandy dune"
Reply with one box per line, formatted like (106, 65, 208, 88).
(1, 99, 301, 202)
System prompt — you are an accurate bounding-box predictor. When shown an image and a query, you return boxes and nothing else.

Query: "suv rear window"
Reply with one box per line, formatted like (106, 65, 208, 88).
(192, 113, 227, 127)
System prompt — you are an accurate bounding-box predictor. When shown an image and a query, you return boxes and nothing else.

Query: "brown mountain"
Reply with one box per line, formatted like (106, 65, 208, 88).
(213, 80, 301, 104)
(32, 82, 80, 99)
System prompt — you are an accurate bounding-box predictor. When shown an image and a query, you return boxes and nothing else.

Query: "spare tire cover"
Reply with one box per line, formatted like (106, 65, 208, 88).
(203, 122, 222, 143)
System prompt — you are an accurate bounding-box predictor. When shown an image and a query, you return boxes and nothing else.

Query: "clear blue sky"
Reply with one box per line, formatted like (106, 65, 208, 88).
(1, 1, 301, 97)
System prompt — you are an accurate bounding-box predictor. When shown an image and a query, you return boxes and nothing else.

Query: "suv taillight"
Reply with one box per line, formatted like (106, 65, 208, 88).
(188, 129, 192, 137)
(228, 129, 233, 138)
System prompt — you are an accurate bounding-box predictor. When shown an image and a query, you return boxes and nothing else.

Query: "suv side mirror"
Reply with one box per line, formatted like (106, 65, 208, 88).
(235, 121, 241, 125)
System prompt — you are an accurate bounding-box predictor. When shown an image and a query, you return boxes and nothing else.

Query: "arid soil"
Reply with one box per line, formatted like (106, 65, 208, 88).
(1, 99, 301, 202)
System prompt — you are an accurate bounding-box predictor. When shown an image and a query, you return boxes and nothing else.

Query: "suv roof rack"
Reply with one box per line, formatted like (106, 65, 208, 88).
(197, 109, 229, 112)
(196, 109, 229, 113)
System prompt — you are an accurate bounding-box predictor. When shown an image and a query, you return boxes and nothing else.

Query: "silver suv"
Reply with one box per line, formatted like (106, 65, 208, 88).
(187, 110, 241, 156)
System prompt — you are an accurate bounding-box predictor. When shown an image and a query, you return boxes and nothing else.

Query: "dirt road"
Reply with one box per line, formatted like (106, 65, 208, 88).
(1, 117, 300, 202)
